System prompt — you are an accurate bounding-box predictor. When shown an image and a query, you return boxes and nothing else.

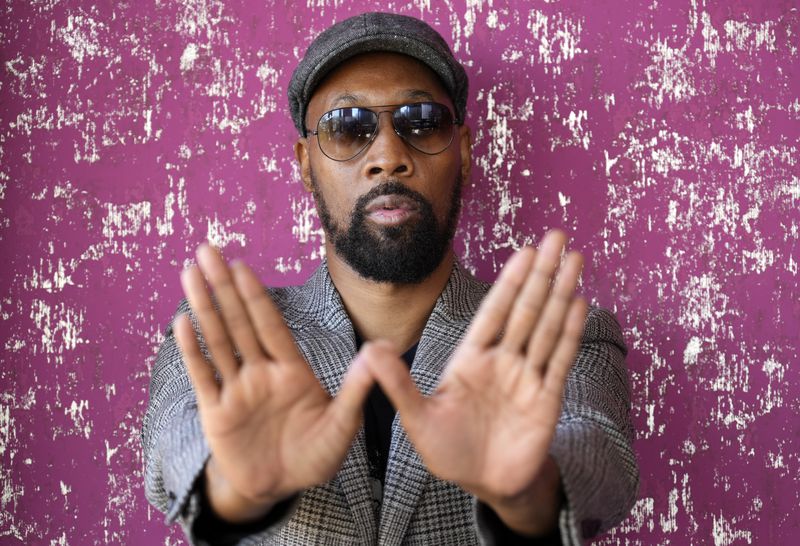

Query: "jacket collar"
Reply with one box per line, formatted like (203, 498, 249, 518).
(292, 258, 486, 328)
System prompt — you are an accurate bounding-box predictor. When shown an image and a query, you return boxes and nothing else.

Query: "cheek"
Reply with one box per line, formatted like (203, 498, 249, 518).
(311, 161, 359, 219)
(423, 156, 461, 215)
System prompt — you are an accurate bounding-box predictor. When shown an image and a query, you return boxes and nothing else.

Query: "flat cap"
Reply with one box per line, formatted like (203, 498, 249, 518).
(288, 12, 469, 136)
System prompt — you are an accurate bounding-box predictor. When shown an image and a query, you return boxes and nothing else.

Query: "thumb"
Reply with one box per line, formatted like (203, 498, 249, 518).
(326, 351, 374, 434)
(358, 340, 426, 426)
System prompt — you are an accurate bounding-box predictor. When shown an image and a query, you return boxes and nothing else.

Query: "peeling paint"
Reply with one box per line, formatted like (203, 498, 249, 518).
(1, 1, 797, 544)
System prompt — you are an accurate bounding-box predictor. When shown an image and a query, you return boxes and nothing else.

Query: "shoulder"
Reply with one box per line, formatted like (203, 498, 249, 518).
(582, 306, 628, 355)
(261, 261, 348, 330)
(165, 264, 327, 334)
(440, 261, 492, 321)
(260, 282, 318, 330)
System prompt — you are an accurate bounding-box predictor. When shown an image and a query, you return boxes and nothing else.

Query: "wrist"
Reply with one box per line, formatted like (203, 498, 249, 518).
(203, 456, 280, 524)
(481, 456, 564, 536)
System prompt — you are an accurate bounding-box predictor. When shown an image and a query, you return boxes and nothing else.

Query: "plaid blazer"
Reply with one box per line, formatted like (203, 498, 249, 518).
(142, 260, 638, 545)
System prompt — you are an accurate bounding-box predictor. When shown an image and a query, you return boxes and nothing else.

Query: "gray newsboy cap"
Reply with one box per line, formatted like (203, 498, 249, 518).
(288, 12, 469, 136)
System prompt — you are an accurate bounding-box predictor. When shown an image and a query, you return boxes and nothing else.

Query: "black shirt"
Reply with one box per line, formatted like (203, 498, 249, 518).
(361, 338, 417, 501)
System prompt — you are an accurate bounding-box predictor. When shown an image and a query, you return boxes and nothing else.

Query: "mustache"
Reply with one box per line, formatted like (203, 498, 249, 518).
(353, 180, 430, 214)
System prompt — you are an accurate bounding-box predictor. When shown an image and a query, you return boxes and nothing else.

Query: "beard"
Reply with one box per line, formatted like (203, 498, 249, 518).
(310, 172, 462, 284)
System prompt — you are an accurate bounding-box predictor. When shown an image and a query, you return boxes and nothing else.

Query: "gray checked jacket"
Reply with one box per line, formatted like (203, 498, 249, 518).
(142, 260, 639, 545)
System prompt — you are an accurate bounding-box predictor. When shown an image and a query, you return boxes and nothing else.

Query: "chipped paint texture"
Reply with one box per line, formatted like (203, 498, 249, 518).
(1, 1, 797, 544)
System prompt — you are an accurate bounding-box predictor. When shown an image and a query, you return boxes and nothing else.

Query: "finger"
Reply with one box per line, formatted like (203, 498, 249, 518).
(525, 251, 584, 376)
(174, 313, 221, 408)
(358, 341, 426, 426)
(196, 244, 264, 363)
(181, 265, 240, 381)
(542, 297, 587, 398)
(500, 230, 568, 351)
(324, 352, 375, 433)
(231, 261, 304, 363)
(462, 247, 536, 348)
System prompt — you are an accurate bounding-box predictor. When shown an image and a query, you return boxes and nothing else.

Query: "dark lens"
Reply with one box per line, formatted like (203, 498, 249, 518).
(317, 107, 378, 160)
(393, 103, 454, 154)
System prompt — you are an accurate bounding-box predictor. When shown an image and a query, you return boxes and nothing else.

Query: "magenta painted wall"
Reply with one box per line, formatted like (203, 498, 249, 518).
(2, 1, 798, 544)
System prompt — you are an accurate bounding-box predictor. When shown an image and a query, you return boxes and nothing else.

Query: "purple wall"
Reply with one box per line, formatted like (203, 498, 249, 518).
(2, 1, 797, 544)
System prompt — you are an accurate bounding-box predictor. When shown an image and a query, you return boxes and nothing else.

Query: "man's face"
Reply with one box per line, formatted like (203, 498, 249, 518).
(295, 52, 471, 284)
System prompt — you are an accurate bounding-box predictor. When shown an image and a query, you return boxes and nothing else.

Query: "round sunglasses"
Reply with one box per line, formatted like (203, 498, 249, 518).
(306, 102, 457, 162)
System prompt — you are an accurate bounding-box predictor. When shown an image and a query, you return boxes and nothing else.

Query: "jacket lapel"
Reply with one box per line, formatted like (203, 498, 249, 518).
(377, 263, 486, 545)
(290, 263, 378, 545)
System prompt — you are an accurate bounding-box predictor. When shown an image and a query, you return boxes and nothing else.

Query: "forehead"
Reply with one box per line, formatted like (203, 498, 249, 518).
(307, 52, 452, 118)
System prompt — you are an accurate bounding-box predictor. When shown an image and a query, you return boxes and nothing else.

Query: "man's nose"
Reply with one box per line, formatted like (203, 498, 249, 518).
(361, 111, 415, 178)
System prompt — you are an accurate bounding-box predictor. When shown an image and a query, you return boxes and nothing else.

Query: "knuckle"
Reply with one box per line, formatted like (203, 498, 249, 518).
(205, 332, 229, 349)
(224, 310, 248, 331)
(210, 277, 236, 296)
(484, 301, 506, 319)
(550, 289, 572, 304)
(193, 301, 216, 316)
(537, 321, 560, 341)
(531, 264, 554, 281)
(516, 296, 543, 317)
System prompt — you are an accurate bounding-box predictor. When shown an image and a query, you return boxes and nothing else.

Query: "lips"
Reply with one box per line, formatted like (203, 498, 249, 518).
(363, 194, 420, 225)
(364, 194, 420, 213)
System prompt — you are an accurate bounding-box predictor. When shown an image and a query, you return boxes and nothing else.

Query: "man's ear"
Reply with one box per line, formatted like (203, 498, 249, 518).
(458, 124, 472, 183)
(294, 138, 314, 193)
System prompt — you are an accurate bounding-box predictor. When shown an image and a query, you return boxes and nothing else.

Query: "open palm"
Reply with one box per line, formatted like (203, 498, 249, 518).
(174, 245, 372, 519)
(361, 230, 587, 503)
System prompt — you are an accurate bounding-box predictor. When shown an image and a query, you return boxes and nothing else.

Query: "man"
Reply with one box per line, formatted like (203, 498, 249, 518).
(142, 12, 638, 545)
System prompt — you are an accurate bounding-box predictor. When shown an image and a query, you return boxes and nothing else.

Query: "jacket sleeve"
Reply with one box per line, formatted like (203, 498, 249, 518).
(141, 298, 210, 535)
(140, 300, 299, 545)
(548, 306, 639, 545)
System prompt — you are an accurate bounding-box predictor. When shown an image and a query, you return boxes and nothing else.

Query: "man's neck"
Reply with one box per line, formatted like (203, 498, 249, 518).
(325, 245, 455, 354)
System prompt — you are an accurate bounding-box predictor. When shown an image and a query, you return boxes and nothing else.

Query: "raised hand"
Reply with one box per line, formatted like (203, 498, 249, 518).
(359, 230, 587, 532)
(174, 244, 373, 523)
